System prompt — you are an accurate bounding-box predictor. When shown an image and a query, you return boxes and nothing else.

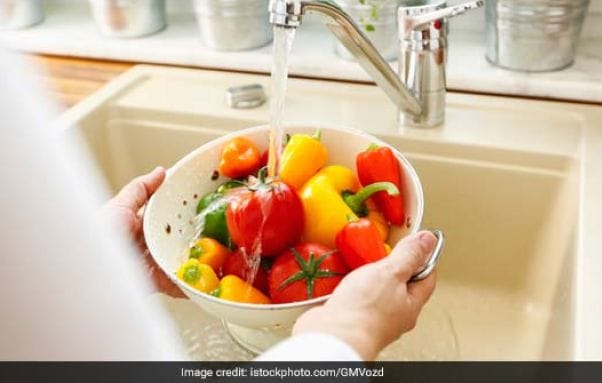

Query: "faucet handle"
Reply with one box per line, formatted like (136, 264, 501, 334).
(399, 0, 483, 36)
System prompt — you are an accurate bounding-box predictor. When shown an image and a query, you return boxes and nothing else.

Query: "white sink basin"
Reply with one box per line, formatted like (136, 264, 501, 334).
(57, 65, 602, 360)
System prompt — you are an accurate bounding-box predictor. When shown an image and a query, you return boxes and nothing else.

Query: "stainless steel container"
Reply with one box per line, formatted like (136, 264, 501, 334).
(334, 0, 400, 61)
(0, 0, 44, 30)
(193, 0, 273, 51)
(486, 0, 590, 72)
(88, 0, 166, 38)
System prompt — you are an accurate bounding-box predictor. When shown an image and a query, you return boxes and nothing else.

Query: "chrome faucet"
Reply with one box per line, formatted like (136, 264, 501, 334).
(268, 0, 483, 128)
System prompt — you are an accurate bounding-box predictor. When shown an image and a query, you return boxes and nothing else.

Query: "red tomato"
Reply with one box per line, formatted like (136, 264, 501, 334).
(226, 179, 304, 256)
(268, 243, 348, 304)
(222, 249, 269, 294)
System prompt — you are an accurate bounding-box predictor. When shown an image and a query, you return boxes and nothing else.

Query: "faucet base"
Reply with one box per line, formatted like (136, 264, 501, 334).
(401, 90, 446, 129)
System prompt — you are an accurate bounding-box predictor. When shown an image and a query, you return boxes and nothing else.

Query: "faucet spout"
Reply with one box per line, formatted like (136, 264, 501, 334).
(268, 0, 423, 118)
(269, 0, 304, 28)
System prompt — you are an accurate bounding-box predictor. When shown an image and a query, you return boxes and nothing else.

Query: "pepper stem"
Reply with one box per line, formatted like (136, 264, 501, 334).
(346, 214, 359, 223)
(183, 265, 201, 283)
(365, 143, 380, 151)
(343, 181, 399, 216)
(312, 129, 322, 141)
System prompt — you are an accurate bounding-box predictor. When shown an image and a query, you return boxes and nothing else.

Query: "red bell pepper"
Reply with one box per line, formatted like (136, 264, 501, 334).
(335, 217, 387, 270)
(356, 144, 405, 225)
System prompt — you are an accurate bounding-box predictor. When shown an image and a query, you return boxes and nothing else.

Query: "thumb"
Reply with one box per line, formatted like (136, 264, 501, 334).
(110, 167, 166, 211)
(382, 231, 437, 282)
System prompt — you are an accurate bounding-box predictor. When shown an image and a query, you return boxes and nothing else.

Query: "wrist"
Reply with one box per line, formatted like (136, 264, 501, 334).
(293, 307, 381, 360)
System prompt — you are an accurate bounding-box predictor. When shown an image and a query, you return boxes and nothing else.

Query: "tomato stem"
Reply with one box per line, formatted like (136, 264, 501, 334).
(257, 166, 268, 184)
(278, 248, 342, 299)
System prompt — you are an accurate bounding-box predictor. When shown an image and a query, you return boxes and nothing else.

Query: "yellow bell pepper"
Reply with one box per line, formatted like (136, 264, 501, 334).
(299, 165, 399, 248)
(279, 130, 328, 190)
(213, 275, 271, 304)
(189, 237, 230, 271)
(176, 259, 219, 293)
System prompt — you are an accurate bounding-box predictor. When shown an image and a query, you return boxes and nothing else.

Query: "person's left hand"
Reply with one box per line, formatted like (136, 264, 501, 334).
(103, 166, 186, 298)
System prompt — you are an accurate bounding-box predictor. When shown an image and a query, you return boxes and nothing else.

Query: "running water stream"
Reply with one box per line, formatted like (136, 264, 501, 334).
(267, 26, 297, 178)
(192, 26, 298, 285)
(239, 26, 297, 285)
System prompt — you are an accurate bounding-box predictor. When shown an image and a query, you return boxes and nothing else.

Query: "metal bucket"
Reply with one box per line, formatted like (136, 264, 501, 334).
(486, 0, 590, 72)
(88, 0, 166, 38)
(193, 0, 273, 51)
(334, 0, 401, 61)
(0, 0, 43, 30)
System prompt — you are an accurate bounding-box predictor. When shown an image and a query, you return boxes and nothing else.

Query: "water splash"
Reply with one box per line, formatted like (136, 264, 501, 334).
(190, 195, 232, 248)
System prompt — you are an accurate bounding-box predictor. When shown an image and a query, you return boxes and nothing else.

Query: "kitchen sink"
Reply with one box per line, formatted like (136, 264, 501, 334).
(57, 65, 602, 361)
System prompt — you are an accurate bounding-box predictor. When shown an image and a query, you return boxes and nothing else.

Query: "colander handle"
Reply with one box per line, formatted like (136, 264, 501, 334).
(410, 229, 445, 282)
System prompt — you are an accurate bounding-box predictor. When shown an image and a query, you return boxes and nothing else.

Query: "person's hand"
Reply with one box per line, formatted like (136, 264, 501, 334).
(103, 167, 186, 298)
(292, 231, 437, 360)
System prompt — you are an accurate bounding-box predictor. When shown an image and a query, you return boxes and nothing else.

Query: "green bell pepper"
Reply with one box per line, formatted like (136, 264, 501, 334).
(195, 180, 245, 248)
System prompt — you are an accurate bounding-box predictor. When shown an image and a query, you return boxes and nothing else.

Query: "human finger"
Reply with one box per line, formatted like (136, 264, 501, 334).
(382, 231, 436, 282)
(111, 167, 166, 211)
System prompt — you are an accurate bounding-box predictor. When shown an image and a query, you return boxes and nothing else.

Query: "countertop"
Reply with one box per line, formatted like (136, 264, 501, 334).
(2, 1, 601, 105)
(31, 55, 132, 109)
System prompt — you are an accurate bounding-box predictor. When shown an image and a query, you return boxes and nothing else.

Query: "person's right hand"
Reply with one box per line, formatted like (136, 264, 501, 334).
(103, 167, 185, 299)
(292, 231, 437, 360)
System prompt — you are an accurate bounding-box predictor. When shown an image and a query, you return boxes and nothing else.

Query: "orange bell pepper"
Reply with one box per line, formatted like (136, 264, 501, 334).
(189, 237, 230, 272)
(218, 137, 261, 179)
(213, 275, 271, 304)
(365, 199, 389, 242)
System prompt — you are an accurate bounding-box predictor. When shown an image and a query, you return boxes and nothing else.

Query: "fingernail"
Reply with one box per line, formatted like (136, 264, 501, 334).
(152, 166, 165, 176)
(418, 231, 436, 254)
